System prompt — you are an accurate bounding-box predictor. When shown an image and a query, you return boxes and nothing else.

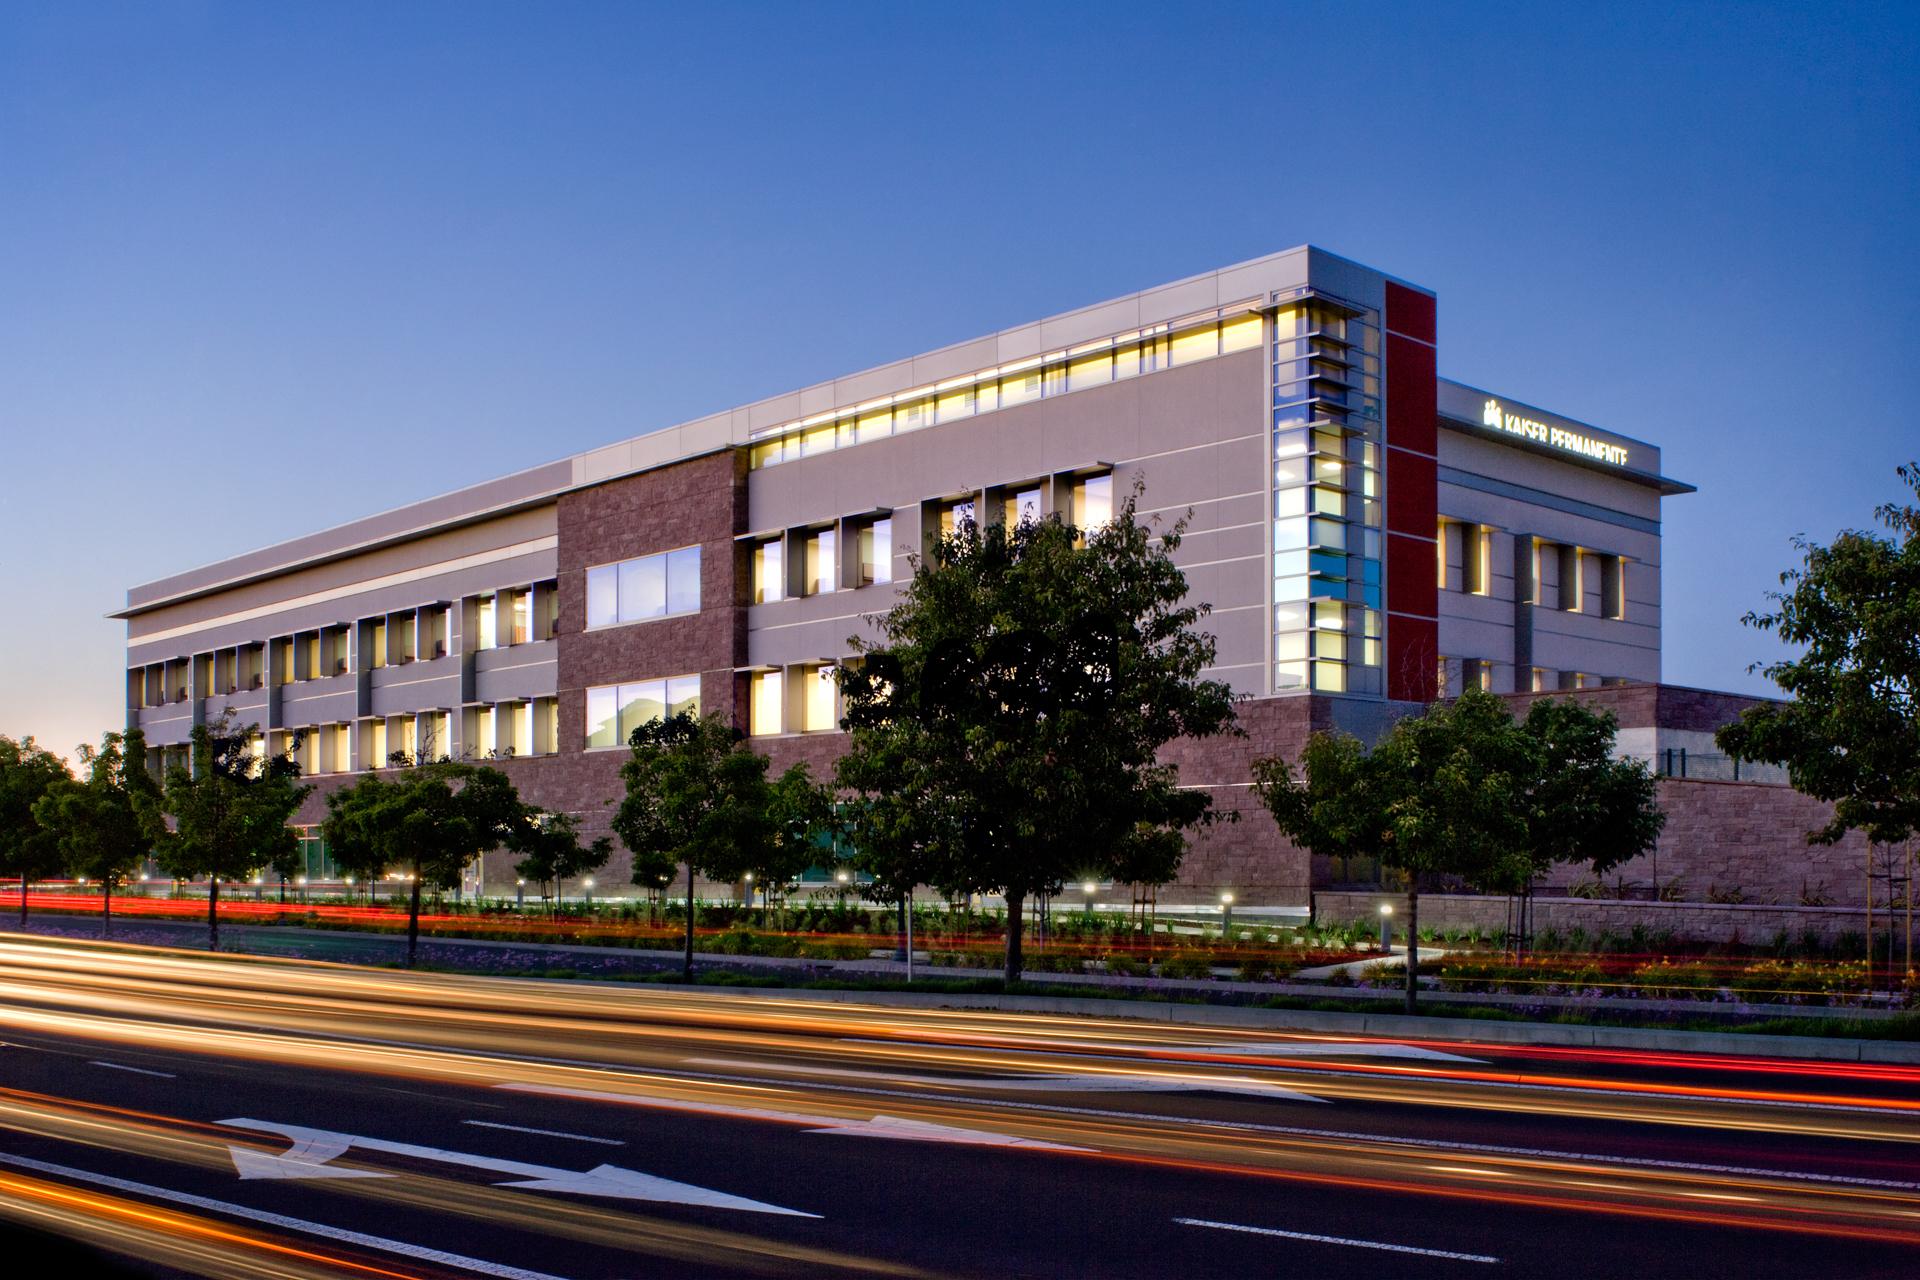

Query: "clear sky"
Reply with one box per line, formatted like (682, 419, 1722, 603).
(2, 1, 1915, 763)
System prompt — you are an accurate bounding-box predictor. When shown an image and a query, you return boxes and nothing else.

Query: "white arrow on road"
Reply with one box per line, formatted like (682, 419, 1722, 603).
(220, 1118, 816, 1216)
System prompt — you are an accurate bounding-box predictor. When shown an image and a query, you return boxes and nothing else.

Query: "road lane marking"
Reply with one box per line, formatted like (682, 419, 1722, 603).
(1175, 1216, 1501, 1263)
(680, 1056, 1327, 1101)
(89, 1060, 176, 1078)
(220, 1117, 815, 1216)
(0, 1151, 580, 1280)
(497, 1083, 1092, 1151)
(463, 1121, 625, 1146)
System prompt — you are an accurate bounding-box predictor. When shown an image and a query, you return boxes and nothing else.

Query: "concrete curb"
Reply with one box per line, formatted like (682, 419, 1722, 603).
(646, 984, 1920, 1065)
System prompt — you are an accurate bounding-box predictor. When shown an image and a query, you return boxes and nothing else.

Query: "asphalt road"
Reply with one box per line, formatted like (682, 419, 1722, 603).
(0, 933, 1915, 1279)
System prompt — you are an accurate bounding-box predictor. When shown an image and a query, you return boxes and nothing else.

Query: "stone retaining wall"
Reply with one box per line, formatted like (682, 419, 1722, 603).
(1314, 890, 1915, 947)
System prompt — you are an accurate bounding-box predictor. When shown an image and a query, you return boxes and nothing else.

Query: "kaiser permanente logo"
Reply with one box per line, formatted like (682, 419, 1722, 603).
(1481, 398, 1630, 467)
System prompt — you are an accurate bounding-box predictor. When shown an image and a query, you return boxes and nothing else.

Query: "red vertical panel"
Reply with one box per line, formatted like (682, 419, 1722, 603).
(1384, 281, 1436, 344)
(1386, 614, 1439, 702)
(1383, 334, 1437, 462)
(1383, 283, 1439, 702)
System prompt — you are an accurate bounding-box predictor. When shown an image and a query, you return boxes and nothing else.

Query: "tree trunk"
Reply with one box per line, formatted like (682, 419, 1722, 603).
(1403, 884, 1420, 1015)
(103, 880, 112, 940)
(18, 876, 27, 925)
(1003, 888, 1026, 984)
(682, 861, 696, 982)
(407, 876, 423, 968)
(896, 896, 909, 963)
(208, 879, 221, 952)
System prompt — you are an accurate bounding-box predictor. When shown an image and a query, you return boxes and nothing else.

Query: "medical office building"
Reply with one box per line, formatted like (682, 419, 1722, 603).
(119, 245, 1835, 916)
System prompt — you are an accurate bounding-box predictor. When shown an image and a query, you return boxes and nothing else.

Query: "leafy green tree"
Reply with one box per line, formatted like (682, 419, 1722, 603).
(0, 735, 75, 924)
(321, 760, 524, 965)
(613, 712, 775, 980)
(159, 715, 310, 950)
(1257, 691, 1663, 1010)
(759, 763, 834, 913)
(1716, 462, 1920, 851)
(1505, 698, 1664, 895)
(511, 811, 612, 915)
(32, 729, 167, 937)
(836, 481, 1238, 982)
(1256, 691, 1532, 1012)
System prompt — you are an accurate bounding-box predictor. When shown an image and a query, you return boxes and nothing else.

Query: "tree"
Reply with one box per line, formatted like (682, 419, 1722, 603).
(511, 811, 612, 915)
(836, 481, 1238, 982)
(0, 735, 75, 925)
(321, 760, 524, 965)
(1506, 698, 1664, 897)
(1256, 691, 1664, 1011)
(32, 729, 166, 937)
(759, 763, 834, 919)
(1256, 691, 1533, 1013)
(1716, 462, 1920, 849)
(613, 712, 776, 981)
(159, 715, 310, 951)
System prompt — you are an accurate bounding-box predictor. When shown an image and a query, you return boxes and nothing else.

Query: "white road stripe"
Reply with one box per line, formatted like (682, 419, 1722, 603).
(464, 1120, 624, 1147)
(89, 1060, 175, 1078)
(1175, 1216, 1500, 1263)
(0, 1151, 579, 1280)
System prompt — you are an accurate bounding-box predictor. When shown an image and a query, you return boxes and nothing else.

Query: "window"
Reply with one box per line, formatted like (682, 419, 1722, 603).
(802, 665, 836, 732)
(803, 528, 836, 596)
(1002, 486, 1041, 528)
(585, 675, 701, 749)
(509, 591, 531, 645)
(475, 597, 497, 649)
(666, 546, 701, 615)
(1072, 472, 1113, 535)
(587, 546, 703, 627)
(749, 670, 783, 736)
(856, 518, 891, 586)
(1601, 555, 1626, 620)
(752, 539, 784, 604)
(939, 499, 975, 538)
(369, 619, 388, 669)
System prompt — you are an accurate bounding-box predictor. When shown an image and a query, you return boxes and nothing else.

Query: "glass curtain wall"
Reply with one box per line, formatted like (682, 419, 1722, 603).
(1272, 297, 1383, 695)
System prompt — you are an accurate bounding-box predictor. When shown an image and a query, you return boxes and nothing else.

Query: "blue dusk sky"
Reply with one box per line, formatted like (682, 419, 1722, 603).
(2, 2, 1915, 761)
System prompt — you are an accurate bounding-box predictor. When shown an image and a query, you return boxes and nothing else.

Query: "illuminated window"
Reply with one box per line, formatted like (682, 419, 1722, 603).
(999, 363, 1042, 409)
(666, 675, 701, 720)
(369, 619, 388, 669)
(509, 591, 532, 645)
(940, 499, 975, 538)
(1072, 472, 1113, 535)
(749, 670, 783, 736)
(475, 597, 497, 650)
(1002, 486, 1042, 528)
(1169, 322, 1219, 366)
(752, 539, 784, 604)
(802, 665, 837, 732)
(1220, 312, 1263, 353)
(1067, 347, 1111, 392)
(803, 528, 836, 596)
(856, 517, 892, 586)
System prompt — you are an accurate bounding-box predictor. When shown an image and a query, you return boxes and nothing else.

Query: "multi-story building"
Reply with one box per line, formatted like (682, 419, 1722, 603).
(116, 245, 1706, 905)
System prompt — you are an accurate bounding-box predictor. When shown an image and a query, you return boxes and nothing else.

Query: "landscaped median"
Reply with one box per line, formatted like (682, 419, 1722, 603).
(9, 889, 1917, 1056)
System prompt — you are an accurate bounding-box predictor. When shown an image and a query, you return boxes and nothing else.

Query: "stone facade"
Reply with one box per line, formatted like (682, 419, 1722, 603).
(1315, 890, 1906, 948)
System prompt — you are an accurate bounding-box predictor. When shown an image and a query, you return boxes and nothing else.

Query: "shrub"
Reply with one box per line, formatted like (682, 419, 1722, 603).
(1235, 954, 1275, 983)
(1158, 951, 1213, 980)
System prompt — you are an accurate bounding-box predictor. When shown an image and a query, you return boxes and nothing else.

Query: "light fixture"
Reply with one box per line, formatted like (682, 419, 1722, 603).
(1082, 881, 1097, 895)
(1379, 903, 1393, 916)
(583, 878, 594, 889)
(1220, 892, 1234, 905)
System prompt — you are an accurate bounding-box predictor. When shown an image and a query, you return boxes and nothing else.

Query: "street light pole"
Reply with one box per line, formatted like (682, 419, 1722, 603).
(1379, 902, 1394, 953)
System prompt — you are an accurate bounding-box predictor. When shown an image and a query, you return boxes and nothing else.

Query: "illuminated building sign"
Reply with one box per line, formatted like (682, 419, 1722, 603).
(1480, 398, 1630, 467)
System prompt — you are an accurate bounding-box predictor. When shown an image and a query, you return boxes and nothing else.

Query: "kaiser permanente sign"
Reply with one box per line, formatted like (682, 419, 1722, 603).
(1437, 380, 1640, 472)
